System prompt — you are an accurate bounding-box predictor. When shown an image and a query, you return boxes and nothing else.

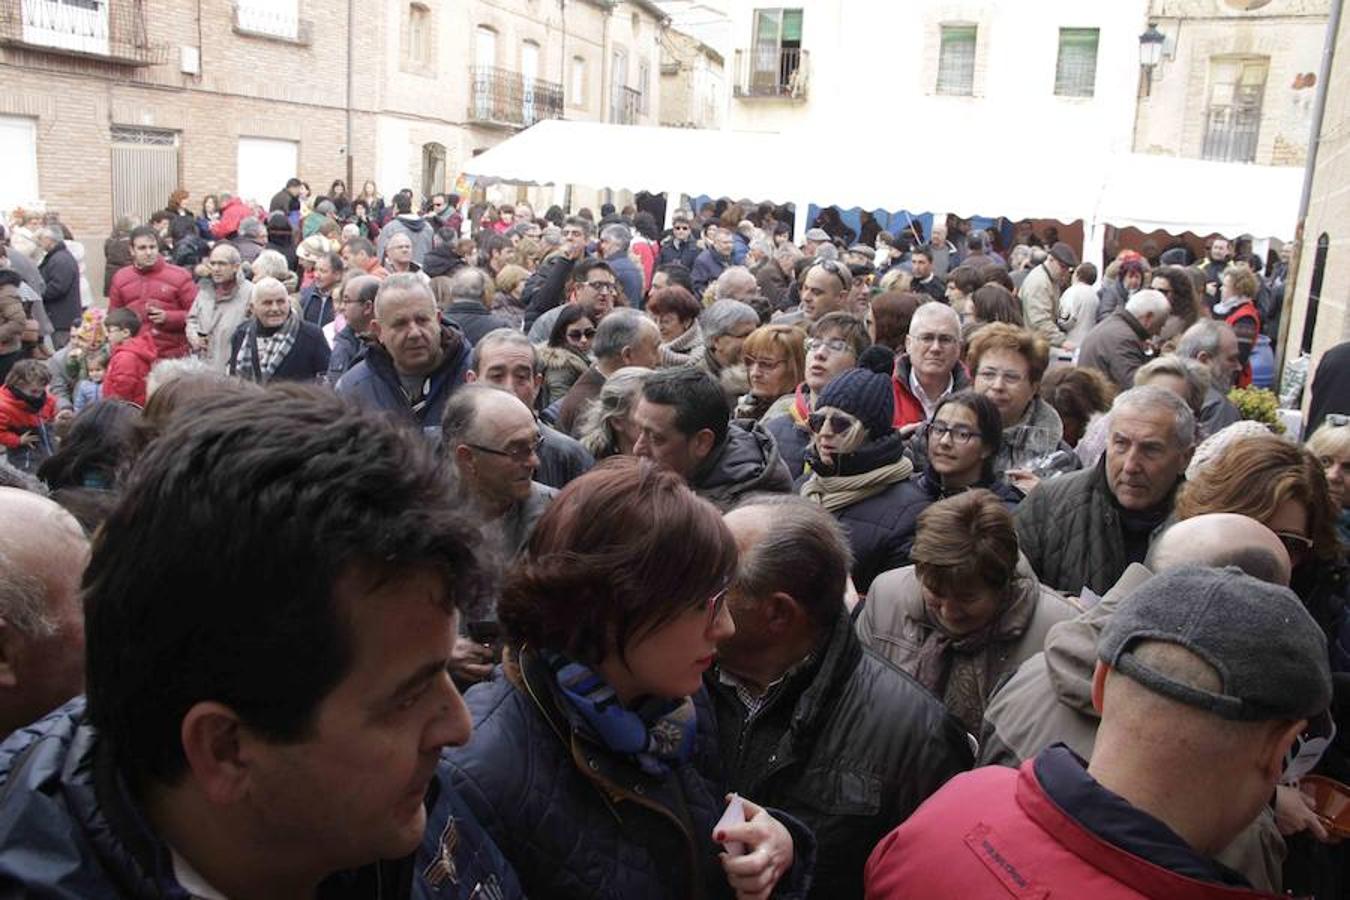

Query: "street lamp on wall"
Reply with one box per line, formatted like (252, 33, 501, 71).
(1138, 23, 1165, 97)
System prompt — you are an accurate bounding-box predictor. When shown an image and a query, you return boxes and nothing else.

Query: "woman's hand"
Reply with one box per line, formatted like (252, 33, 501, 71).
(1275, 784, 1332, 842)
(1006, 468, 1041, 495)
(716, 795, 794, 900)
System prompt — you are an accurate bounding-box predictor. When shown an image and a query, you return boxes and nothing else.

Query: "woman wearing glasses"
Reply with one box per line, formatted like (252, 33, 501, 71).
(966, 323, 1065, 478)
(882, 391, 1025, 571)
(539, 303, 597, 407)
(798, 358, 917, 594)
(857, 489, 1078, 732)
(646, 285, 704, 368)
(735, 324, 806, 421)
(441, 458, 813, 899)
(1175, 432, 1348, 670)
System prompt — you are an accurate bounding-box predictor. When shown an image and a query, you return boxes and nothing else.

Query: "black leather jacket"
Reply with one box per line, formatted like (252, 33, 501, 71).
(707, 612, 973, 900)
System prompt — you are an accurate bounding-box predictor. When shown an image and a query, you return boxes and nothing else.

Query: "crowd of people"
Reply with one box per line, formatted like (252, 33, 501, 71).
(0, 182, 1348, 899)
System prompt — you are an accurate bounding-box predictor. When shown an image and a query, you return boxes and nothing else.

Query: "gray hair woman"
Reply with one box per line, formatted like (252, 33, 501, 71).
(575, 366, 652, 460)
(694, 299, 759, 406)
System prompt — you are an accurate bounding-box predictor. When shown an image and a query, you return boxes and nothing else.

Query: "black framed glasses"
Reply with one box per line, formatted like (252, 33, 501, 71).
(926, 421, 979, 444)
(566, 327, 597, 342)
(583, 281, 619, 294)
(808, 410, 859, 434)
(466, 434, 544, 463)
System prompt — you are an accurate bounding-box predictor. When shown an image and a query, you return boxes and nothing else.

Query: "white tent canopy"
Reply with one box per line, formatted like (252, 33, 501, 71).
(462, 120, 1302, 240)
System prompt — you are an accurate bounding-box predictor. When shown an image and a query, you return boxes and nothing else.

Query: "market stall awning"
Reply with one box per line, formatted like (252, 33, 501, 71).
(463, 120, 1302, 239)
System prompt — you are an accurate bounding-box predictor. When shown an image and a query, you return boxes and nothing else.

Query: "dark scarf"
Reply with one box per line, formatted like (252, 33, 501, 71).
(10, 386, 46, 412)
(545, 651, 696, 777)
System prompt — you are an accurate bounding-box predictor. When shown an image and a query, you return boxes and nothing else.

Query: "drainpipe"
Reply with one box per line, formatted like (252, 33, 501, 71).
(1277, 0, 1343, 383)
(345, 0, 355, 190)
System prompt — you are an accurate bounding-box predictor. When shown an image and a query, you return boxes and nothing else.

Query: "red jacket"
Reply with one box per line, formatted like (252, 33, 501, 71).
(102, 331, 159, 407)
(891, 355, 970, 428)
(865, 760, 1288, 900)
(107, 258, 197, 360)
(0, 386, 55, 449)
(1222, 300, 1262, 389)
(210, 196, 254, 240)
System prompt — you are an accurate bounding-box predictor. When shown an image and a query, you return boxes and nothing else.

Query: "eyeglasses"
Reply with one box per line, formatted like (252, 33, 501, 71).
(911, 332, 959, 348)
(465, 433, 544, 464)
(806, 337, 853, 356)
(583, 281, 619, 294)
(808, 410, 859, 434)
(673, 224, 690, 231)
(566, 327, 596, 342)
(1277, 531, 1314, 559)
(926, 421, 979, 444)
(562, 228, 586, 239)
(976, 367, 1027, 386)
(704, 586, 729, 628)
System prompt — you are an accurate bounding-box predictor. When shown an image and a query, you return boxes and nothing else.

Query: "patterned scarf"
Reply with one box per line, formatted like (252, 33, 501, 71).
(237, 312, 300, 383)
(546, 651, 696, 776)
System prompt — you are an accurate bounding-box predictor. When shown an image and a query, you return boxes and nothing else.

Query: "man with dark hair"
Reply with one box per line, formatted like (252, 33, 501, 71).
(477, 232, 513, 278)
(634, 367, 793, 511)
(377, 192, 434, 265)
(0, 387, 522, 898)
(909, 246, 944, 303)
(521, 216, 592, 330)
(342, 236, 388, 280)
(269, 176, 304, 214)
(713, 495, 972, 900)
(527, 256, 623, 343)
(650, 261, 694, 297)
(301, 250, 345, 328)
(466, 328, 593, 489)
(336, 274, 472, 427)
(658, 215, 699, 269)
(107, 225, 198, 360)
(555, 307, 660, 436)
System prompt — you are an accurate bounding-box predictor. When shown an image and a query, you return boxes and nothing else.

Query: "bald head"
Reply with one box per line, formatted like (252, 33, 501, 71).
(0, 488, 87, 739)
(1146, 513, 1290, 586)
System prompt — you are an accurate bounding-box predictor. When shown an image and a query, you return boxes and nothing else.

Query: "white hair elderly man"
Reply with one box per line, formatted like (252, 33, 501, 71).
(714, 265, 759, 303)
(1076, 288, 1172, 390)
(1177, 319, 1244, 436)
(35, 226, 81, 347)
(0, 488, 87, 741)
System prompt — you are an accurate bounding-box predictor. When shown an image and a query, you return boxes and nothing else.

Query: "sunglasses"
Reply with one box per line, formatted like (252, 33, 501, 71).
(808, 410, 859, 434)
(566, 327, 597, 341)
(1276, 531, 1313, 559)
(812, 258, 850, 289)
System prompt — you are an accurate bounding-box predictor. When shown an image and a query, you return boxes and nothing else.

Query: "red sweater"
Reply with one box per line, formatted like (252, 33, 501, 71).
(865, 760, 1285, 900)
(107, 258, 198, 360)
(0, 386, 55, 449)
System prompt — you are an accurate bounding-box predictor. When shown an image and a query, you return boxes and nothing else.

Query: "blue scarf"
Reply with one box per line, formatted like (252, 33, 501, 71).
(546, 652, 697, 776)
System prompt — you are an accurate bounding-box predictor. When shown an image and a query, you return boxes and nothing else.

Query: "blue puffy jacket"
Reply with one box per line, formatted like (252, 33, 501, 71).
(441, 650, 817, 900)
(336, 320, 472, 428)
(0, 698, 524, 899)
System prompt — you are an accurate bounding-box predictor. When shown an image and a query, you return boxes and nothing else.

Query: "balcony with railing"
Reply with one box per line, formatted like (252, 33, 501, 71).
(611, 86, 641, 124)
(468, 65, 565, 129)
(733, 47, 809, 100)
(0, 0, 167, 66)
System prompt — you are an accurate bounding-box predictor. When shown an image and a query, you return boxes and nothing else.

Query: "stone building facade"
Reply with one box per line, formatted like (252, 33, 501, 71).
(0, 0, 667, 289)
(659, 27, 723, 129)
(1134, 0, 1329, 166)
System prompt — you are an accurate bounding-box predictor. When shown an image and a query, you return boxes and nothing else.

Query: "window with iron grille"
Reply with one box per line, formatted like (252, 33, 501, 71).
(1054, 28, 1099, 97)
(936, 25, 976, 96)
(1202, 57, 1268, 163)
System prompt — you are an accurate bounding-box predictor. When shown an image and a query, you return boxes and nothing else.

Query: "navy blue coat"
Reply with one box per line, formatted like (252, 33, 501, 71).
(765, 413, 810, 481)
(336, 321, 472, 428)
(442, 650, 816, 900)
(0, 698, 524, 900)
(605, 252, 645, 309)
(37, 241, 82, 331)
(691, 249, 730, 296)
(228, 318, 332, 383)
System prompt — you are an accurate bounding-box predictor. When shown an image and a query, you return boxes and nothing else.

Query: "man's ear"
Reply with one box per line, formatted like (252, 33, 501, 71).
(180, 702, 252, 805)
(1090, 661, 1109, 716)
(368, 319, 383, 342)
(465, 370, 479, 384)
(1261, 719, 1308, 784)
(692, 428, 717, 461)
(763, 592, 804, 634)
(0, 619, 20, 689)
